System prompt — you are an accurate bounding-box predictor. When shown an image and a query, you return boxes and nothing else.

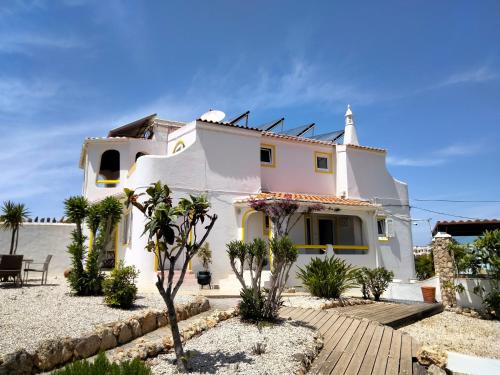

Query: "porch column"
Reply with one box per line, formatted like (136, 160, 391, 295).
(432, 232, 456, 307)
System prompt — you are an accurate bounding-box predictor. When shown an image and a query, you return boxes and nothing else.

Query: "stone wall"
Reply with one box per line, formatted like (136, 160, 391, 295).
(0, 297, 210, 374)
(432, 232, 456, 307)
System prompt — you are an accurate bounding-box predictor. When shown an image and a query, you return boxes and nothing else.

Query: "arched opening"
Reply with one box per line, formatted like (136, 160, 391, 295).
(96, 150, 120, 187)
(135, 152, 147, 161)
(172, 140, 185, 154)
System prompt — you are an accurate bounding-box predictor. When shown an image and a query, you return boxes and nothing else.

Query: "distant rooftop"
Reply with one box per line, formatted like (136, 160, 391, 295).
(432, 219, 500, 237)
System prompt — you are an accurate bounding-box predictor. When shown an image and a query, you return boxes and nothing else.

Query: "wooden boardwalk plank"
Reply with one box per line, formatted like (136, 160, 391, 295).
(370, 326, 393, 375)
(385, 330, 402, 375)
(357, 324, 385, 375)
(285, 303, 435, 375)
(343, 322, 377, 375)
(310, 317, 354, 373)
(320, 319, 363, 374)
(399, 333, 413, 375)
(330, 319, 370, 374)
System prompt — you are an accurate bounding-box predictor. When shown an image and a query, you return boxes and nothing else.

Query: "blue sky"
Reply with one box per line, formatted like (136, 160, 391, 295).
(0, 0, 499, 245)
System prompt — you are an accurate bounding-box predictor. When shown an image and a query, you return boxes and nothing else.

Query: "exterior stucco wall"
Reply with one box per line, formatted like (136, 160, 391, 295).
(0, 223, 75, 277)
(337, 146, 415, 280)
(83, 139, 165, 201)
(261, 138, 336, 195)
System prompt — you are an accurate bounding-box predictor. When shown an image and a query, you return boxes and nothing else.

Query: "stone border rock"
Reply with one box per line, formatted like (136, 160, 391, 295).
(295, 332, 323, 375)
(109, 308, 238, 363)
(0, 297, 210, 374)
(284, 297, 374, 310)
(445, 306, 493, 320)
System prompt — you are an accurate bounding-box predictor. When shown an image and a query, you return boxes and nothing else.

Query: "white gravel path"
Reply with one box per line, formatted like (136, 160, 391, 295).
(148, 318, 317, 374)
(399, 311, 500, 359)
(0, 280, 195, 355)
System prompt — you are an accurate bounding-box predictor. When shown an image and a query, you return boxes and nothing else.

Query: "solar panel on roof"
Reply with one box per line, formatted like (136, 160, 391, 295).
(278, 123, 315, 137)
(257, 118, 285, 131)
(307, 130, 344, 142)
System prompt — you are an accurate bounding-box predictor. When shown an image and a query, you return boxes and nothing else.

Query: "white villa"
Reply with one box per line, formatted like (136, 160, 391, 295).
(79, 106, 415, 289)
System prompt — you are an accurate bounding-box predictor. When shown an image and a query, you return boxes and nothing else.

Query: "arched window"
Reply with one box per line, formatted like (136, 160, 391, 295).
(135, 152, 147, 161)
(96, 150, 120, 187)
(172, 140, 185, 154)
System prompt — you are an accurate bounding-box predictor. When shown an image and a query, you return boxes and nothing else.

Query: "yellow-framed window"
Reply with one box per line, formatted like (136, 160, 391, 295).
(314, 151, 333, 174)
(260, 144, 276, 167)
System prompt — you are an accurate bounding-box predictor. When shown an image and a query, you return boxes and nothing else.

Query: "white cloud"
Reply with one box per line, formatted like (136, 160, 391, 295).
(386, 156, 447, 167)
(436, 66, 498, 88)
(388, 141, 487, 167)
(0, 33, 84, 55)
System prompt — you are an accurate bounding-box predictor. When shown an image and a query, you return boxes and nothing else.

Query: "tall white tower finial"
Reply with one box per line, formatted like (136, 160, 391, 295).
(344, 104, 359, 145)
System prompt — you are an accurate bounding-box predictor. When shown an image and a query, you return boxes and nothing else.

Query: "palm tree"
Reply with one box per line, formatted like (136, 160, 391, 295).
(0, 201, 30, 255)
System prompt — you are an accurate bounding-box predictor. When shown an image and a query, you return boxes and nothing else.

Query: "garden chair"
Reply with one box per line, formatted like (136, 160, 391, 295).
(0, 254, 24, 286)
(23, 254, 52, 285)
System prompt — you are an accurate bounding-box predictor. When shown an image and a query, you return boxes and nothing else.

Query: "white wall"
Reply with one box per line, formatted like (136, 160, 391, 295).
(261, 138, 336, 195)
(0, 223, 75, 277)
(83, 138, 166, 201)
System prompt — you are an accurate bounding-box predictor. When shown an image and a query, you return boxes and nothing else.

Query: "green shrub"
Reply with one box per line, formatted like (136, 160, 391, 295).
(103, 262, 139, 309)
(239, 287, 266, 321)
(297, 255, 358, 299)
(362, 267, 394, 301)
(52, 352, 151, 375)
(414, 254, 435, 280)
(355, 268, 371, 299)
(484, 290, 500, 311)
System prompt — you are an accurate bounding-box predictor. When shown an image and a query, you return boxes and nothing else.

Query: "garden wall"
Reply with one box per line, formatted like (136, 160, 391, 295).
(383, 277, 492, 309)
(0, 223, 74, 277)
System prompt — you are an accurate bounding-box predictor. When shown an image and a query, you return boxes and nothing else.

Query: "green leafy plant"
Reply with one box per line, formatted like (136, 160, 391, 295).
(297, 255, 358, 299)
(125, 182, 217, 372)
(484, 290, 500, 311)
(362, 267, 394, 301)
(227, 236, 297, 321)
(414, 253, 435, 280)
(0, 201, 30, 255)
(52, 352, 151, 374)
(65, 196, 89, 295)
(197, 242, 212, 271)
(103, 262, 139, 309)
(355, 268, 371, 299)
(239, 287, 266, 321)
(64, 196, 122, 296)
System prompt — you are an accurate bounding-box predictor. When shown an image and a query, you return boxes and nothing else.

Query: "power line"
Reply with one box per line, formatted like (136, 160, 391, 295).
(410, 206, 481, 220)
(413, 199, 500, 203)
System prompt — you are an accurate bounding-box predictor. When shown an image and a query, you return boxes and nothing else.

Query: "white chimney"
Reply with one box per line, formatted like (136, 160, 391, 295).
(344, 104, 359, 145)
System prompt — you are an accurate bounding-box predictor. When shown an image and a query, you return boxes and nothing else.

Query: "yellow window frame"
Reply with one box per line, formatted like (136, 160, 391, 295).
(314, 151, 333, 174)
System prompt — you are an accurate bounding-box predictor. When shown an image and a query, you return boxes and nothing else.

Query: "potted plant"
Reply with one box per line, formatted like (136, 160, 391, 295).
(196, 242, 212, 289)
(421, 286, 436, 303)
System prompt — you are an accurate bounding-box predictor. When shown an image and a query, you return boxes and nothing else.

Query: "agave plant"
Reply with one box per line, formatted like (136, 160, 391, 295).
(0, 201, 30, 255)
(297, 255, 358, 299)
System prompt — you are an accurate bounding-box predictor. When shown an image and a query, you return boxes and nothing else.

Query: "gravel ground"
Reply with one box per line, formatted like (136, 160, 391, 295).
(0, 280, 195, 355)
(399, 311, 500, 359)
(148, 317, 317, 374)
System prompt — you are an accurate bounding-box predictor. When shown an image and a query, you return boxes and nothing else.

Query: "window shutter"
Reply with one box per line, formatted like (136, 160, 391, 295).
(386, 218, 395, 237)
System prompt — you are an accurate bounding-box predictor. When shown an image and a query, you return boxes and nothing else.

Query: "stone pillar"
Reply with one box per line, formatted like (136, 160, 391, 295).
(432, 232, 456, 307)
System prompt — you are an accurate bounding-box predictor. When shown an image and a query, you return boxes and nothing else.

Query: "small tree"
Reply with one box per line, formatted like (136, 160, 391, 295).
(414, 254, 435, 280)
(65, 196, 89, 294)
(197, 242, 212, 271)
(124, 182, 217, 372)
(362, 267, 394, 301)
(65, 196, 122, 296)
(0, 201, 30, 255)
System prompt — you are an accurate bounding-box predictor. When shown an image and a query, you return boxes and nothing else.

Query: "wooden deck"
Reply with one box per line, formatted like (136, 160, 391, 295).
(323, 302, 444, 328)
(279, 304, 440, 374)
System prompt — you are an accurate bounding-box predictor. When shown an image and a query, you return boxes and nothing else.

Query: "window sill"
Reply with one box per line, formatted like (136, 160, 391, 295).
(378, 236, 390, 242)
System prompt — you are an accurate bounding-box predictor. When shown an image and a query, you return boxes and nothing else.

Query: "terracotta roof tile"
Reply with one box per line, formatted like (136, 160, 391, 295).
(236, 192, 374, 207)
(346, 144, 386, 153)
